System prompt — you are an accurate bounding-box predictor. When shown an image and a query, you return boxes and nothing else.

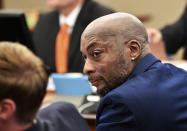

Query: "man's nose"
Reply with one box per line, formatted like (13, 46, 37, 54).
(83, 59, 95, 74)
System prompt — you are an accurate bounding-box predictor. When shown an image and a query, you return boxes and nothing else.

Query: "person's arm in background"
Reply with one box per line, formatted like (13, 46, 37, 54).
(147, 6, 186, 55)
(161, 6, 186, 55)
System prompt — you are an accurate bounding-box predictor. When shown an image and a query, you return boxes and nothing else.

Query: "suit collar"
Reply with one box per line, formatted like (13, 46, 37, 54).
(68, 0, 92, 63)
(25, 118, 42, 131)
(59, 4, 82, 34)
(128, 53, 161, 79)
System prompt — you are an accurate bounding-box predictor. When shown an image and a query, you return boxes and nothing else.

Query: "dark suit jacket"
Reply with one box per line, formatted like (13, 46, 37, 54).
(96, 54, 187, 131)
(161, 6, 187, 59)
(26, 102, 90, 131)
(32, 0, 114, 74)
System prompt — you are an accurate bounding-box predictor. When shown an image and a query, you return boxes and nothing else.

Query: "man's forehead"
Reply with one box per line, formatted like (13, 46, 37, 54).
(81, 34, 116, 52)
(82, 29, 117, 43)
(81, 34, 101, 48)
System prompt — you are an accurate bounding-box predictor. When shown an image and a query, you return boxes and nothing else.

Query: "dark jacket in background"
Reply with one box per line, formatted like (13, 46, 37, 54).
(161, 6, 187, 59)
(26, 102, 90, 131)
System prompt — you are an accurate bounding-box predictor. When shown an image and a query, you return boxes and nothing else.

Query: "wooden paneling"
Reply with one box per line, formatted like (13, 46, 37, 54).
(0, 0, 3, 9)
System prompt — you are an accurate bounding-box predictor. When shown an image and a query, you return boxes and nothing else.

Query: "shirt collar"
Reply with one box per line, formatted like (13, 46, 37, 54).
(128, 53, 161, 79)
(59, 4, 82, 33)
(25, 118, 40, 131)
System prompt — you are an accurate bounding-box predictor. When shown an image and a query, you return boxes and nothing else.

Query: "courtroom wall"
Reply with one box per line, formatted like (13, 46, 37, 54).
(3, 0, 186, 29)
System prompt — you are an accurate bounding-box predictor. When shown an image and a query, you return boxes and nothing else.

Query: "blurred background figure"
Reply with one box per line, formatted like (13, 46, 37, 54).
(32, 0, 114, 75)
(147, 4, 187, 60)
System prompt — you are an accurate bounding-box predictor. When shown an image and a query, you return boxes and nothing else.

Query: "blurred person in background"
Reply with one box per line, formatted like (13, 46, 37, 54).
(32, 0, 114, 75)
(147, 4, 187, 60)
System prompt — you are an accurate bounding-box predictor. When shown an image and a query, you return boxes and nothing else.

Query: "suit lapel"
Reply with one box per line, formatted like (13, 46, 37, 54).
(68, 0, 90, 71)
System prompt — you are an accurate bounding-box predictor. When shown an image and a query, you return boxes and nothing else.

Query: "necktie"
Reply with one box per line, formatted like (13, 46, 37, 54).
(55, 23, 70, 73)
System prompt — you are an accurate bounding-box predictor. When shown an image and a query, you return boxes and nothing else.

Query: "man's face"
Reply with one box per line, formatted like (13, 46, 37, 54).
(81, 35, 132, 96)
(47, 0, 77, 8)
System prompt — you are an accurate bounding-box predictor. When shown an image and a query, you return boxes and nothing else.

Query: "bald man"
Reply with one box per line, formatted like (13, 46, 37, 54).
(81, 13, 187, 131)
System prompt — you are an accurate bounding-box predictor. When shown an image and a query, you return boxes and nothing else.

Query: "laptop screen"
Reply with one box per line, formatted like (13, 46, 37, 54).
(51, 73, 92, 96)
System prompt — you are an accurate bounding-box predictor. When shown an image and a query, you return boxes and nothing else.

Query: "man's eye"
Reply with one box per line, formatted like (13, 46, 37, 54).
(92, 50, 101, 58)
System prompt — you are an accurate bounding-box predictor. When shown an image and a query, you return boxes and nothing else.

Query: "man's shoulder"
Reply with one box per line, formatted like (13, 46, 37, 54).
(39, 102, 77, 115)
(34, 102, 89, 131)
(100, 62, 187, 106)
(26, 102, 89, 131)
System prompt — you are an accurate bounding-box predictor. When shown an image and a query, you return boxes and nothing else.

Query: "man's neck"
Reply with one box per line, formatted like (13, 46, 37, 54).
(59, 0, 84, 16)
(0, 119, 32, 131)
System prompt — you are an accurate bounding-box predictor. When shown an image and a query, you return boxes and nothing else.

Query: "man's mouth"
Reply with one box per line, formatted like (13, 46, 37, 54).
(88, 74, 104, 88)
(89, 79, 98, 87)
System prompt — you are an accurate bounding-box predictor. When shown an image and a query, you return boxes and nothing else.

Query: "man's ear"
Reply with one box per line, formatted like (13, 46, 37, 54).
(126, 40, 141, 61)
(0, 99, 16, 121)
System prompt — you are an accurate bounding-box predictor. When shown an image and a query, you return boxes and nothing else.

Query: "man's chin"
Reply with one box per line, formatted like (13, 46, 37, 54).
(96, 86, 112, 97)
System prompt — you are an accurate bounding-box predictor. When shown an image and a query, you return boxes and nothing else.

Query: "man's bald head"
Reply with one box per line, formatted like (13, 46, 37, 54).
(81, 12, 149, 51)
